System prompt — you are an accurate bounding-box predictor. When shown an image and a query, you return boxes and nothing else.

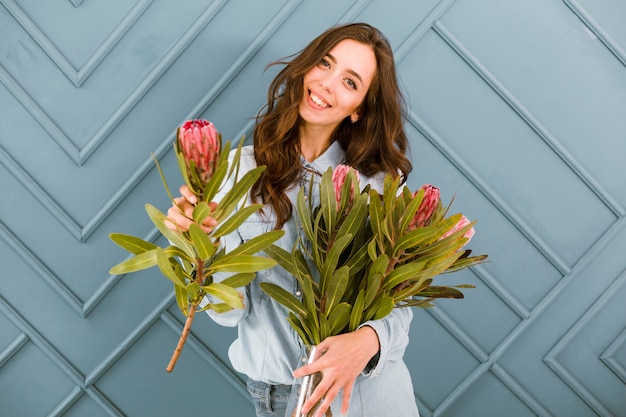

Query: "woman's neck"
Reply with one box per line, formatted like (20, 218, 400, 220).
(299, 125, 334, 162)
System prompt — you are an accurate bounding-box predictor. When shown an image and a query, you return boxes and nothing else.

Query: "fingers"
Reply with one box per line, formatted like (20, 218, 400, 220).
(166, 197, 194, 232)
(179, 185, 197, 204)
(300, 374, 353, 417)
(164, 188, 217, 233)
(301, 378, 337, 417)
(341, 383, 353, 415)
(293, 332, 377, 416)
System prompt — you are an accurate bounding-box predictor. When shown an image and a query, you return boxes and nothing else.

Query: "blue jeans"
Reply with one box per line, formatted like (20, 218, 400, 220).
(247, 379, 292, 417)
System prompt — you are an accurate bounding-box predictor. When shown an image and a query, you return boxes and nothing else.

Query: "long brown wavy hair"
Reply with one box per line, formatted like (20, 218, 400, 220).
(252, 22, 412, 229)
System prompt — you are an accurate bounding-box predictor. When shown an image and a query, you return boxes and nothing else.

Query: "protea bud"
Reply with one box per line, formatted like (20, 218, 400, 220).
(332, 164, 360, 210)
(177, 119, 220, 185)
(408, 184, 440, 230)
(443, 215, 475, 243)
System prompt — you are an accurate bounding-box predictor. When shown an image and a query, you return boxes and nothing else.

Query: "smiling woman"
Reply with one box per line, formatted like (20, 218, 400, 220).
(165, 22, 419, 417)
(298, 39, 377, 160)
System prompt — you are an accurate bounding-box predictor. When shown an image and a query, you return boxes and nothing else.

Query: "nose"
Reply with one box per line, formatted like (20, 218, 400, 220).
(319, 75, 335, 92)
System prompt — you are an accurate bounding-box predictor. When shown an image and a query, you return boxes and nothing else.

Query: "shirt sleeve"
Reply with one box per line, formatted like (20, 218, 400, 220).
(358, 306, 413, 377)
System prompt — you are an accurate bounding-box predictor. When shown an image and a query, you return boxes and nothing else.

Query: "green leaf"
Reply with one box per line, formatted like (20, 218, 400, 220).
(202, 140, 229, 203)
(192, 202, 212, 224)
(203, 282, 244, 309)
(414, 238, 468, 269)
(392, 278, 431, 304)
(336, 193, 369, 239)
(363, 272, 382, 309)
(382, 262, 425, 290)
(229, 230, 285, 257)
(367, 239, 379, 263)
(155, 248, 186, 287)
(417, 285, 466, 299)
(109, 249, 157, 275)
(291, 251, 318, 324)
(296, 187, 315, 244)
(398, 189, 422, 233)
(219, 272, 256, 288)
(372, 296, 395, 320)
(420, 250, 466, 280)
(344, 241, 373, 278)
(260, 282, 308, 316)
(262, 244, 296, 276)
(446, 253, 488, 273)
(319, 168, 337, 233)
(187, 281, 202, 301)
(219, 137, 233, 175)
(341, 171, 361, 213)
(305, 312, 321, 345)
(174, 143, 197, 196)
(327, 302, 351, 335)
(174, 283, 189, 315)
(208, 254, 276, 273)
(151, 152, 177, 204)
(320, 233, 352, 294)
(163, 245, 193, 263)
(288, 312, 314, 346)
(368, 189, 384, 239)
(349, 290, 365, 332)
(200, 303, 234, 314)
(189, 223, 216, 260)
(319, 312, 331, 341)
(145, 204, 195, 258)
(324, 266, 349, 315)
(383, 175, 400, 209)
(369, 254, 389, 278)
(393, 226, 440, 257)
(381, 211, 395, 245)
(364, 259, 384, 309)
(310, 207, 324, 268)
(214, 166, 266, 221)
(109, 233, 157, 255)
(429, 213, 463, 242)
(211, 204, 264, 238)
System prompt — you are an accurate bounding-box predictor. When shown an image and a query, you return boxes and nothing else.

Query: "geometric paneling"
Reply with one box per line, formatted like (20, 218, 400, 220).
(1, 0, 625, 415)
(546, 270, 626, 416)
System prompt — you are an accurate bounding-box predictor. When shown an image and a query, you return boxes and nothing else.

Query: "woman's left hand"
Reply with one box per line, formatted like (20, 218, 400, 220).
(293, 326, 380, 416)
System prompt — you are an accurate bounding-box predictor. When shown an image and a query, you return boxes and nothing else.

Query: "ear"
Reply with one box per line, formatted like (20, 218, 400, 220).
(350, 112, 359, 123)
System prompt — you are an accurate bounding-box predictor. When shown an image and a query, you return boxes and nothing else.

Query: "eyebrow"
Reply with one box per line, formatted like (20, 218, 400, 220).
(326, 52, 364, 85)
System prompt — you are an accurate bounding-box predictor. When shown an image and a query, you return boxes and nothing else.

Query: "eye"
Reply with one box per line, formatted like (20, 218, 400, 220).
(345, 78, 357, 90)
(319, 58, 330, 68)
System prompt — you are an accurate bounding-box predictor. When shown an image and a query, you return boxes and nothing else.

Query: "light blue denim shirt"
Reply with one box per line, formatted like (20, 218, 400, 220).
(204, 142, 419, 416)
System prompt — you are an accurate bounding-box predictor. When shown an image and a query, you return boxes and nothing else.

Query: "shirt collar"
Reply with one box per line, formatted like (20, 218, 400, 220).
(300, 141, 346, 174)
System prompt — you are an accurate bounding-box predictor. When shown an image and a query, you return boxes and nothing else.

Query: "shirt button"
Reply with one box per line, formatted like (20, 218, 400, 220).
(295, 290, 302, 297)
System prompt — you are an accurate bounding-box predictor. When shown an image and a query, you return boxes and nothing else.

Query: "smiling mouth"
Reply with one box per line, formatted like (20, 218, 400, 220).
(309, 91, 330, 108)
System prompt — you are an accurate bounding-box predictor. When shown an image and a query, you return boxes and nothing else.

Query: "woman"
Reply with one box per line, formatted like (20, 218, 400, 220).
(167, 23, 419, 417)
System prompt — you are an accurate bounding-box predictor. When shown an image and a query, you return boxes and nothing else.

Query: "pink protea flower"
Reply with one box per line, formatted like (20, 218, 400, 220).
(331, 164, 360, 208)
(177, 119, 220, 183)
(408, 184, 440, 230)
(443, 215, 475, 243)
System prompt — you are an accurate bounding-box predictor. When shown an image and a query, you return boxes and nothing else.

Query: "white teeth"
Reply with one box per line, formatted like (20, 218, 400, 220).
(310, 92, 328, 108)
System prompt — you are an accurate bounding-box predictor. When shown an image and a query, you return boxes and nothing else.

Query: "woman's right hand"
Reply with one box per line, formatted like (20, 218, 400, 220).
(165, 185, 217, 234)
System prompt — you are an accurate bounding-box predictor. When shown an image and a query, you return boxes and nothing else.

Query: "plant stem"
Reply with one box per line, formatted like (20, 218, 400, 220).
(167, 258, 205, 372)
(166, 302, 198, 372)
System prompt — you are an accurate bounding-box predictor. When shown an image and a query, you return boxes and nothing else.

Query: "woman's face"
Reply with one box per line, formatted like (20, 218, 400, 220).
(299, 39, 377, 132)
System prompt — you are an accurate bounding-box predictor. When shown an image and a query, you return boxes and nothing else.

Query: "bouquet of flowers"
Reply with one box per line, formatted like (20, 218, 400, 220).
(260, 165, 487, 416)
(109, 120, 283, 372)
